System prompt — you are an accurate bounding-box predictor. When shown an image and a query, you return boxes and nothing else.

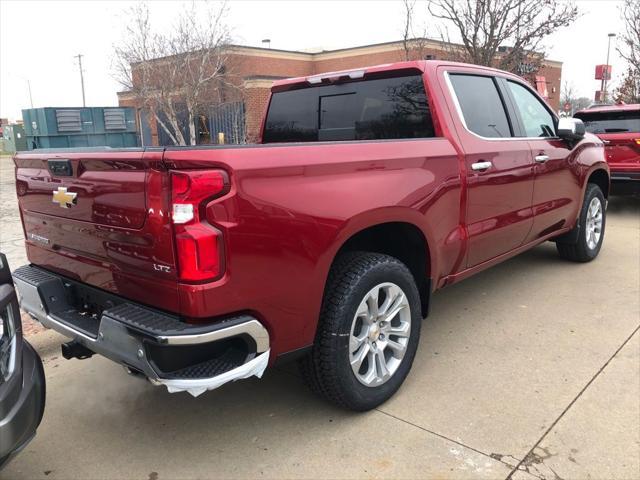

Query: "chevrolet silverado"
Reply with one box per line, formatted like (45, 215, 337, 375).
(12, 61, 609, 410)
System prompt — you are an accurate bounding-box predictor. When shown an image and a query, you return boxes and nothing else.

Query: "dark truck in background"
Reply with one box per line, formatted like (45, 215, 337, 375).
(12, 61, 609, 410)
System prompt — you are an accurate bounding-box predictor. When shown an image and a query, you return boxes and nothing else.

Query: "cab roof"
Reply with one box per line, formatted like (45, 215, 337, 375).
(270, 60, 523, 92)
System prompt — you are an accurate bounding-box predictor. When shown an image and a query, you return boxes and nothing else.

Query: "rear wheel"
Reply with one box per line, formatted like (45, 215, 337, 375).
(556, 183, 606, 262)
(298, 252, 421, 411)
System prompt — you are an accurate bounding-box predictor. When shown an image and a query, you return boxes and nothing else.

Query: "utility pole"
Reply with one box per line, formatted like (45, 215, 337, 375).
(602, 33, 616, 103)
(74, 53, 86, 107)
(26, 79, 33, 108)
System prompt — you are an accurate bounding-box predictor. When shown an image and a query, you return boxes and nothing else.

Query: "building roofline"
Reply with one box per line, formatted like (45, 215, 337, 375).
(229, 39, 562, 66)
(136, 38, 561, 68)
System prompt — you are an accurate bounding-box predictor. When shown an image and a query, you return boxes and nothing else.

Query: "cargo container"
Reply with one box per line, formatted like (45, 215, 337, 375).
(22, 107, 138, 150)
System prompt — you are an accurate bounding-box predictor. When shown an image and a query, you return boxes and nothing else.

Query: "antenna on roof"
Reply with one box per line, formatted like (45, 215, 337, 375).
(261, 39, 271, 49)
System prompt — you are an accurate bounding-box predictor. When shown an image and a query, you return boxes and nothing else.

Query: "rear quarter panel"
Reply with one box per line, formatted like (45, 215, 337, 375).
(164, 138, 462, 357)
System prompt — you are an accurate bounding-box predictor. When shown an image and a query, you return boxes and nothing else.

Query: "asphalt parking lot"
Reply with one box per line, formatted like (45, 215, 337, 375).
(1, 157, 638, 479)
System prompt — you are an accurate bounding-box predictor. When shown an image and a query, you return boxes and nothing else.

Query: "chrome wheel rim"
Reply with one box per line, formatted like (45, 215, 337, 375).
(585, 197, 603, 250)
(349, 282, 411, 387)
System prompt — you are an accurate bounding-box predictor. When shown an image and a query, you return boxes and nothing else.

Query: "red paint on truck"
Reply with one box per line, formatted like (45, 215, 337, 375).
(13, 61, 609, 373)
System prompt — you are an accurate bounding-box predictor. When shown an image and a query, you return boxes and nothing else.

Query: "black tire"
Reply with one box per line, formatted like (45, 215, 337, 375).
(298, 252, 422, 411)
(556, 183, 606, 262)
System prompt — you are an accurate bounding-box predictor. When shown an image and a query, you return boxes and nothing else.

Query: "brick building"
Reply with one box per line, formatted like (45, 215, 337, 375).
(118, 39, 562, 145)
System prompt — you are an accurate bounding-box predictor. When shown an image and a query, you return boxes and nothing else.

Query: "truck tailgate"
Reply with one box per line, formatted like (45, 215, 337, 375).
(14, 149, 180, 312)
(599, 132, 640, 171)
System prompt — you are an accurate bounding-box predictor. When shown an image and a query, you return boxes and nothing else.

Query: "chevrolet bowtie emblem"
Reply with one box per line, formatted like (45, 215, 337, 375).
(52, 187, 77, 208)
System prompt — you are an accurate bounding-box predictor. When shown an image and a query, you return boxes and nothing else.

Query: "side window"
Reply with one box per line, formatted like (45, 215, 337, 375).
(261, 89, 318, 143)
(449, 74, 512, 138)
(507, 81, 556, 137)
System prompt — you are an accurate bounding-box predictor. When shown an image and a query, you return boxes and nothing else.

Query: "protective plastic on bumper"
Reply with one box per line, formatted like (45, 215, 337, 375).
(158, 350, 270, 397)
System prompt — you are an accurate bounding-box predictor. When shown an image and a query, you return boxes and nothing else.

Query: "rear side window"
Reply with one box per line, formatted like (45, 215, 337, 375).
(507, 81, 556, 137)
(449, 74, 511, 138)
(574, 110, 640, 134)
(263, 75, 435, 143)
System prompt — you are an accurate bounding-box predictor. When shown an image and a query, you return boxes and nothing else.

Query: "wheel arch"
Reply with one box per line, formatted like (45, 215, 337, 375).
(327, 220, 433, 319)
(587, 168, 610, 199)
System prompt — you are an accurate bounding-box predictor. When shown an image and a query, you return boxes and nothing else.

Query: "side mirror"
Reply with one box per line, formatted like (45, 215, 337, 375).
(557, 118, 586, 141)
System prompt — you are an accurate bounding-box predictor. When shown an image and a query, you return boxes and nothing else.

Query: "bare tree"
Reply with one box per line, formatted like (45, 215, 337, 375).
(427, 0, 579, 76)
(617, 0, 640, 97)
(401, 0, 432, 61)
(114, 1, 236, 146)
(560, 82, 591, 115)
(613, 67, 640, 104)
(618, 0, 640, 72)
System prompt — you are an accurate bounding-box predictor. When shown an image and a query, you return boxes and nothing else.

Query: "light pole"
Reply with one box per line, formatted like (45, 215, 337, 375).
(602, 33, 616, 103)
(74, 53, 86, 107)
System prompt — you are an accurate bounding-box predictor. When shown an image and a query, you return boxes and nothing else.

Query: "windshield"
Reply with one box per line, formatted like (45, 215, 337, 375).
(574, 110, 640, 134)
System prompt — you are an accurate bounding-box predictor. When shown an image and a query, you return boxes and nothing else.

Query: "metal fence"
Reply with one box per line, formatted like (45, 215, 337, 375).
(154, 102, 246, 146)
(208, 102, 246, 145)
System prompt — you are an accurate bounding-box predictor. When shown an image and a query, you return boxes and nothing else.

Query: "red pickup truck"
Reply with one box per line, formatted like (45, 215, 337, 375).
(12, 61, 609, 410)
(574, 104, 640, 195)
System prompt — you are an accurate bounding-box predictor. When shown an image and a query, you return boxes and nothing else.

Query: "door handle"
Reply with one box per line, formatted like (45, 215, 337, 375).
(535, 154, 550, 163)
(471, 161, 492, 171)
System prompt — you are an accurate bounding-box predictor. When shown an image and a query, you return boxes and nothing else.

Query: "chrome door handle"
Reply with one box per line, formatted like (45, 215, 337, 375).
(535, 154, 550, 163)
(471, 161, 492, 171)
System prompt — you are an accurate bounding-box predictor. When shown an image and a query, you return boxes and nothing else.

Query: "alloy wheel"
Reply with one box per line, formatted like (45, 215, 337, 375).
(349, 282, 411, 387)
(585, 196, 603, 250)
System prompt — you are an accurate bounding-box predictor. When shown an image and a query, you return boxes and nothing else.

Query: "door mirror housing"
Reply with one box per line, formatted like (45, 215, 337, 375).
(557, 118, 586, 141)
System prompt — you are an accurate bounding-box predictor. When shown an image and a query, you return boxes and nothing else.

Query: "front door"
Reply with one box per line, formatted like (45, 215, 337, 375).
(502, 80, 579, 241)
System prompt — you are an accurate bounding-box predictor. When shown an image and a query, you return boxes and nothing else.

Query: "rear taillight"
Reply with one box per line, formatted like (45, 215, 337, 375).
(171, 170, 229, 282)
(634, 139, 640, 146)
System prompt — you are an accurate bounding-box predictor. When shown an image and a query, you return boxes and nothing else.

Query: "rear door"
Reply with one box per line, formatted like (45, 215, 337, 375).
(446, 72, 535, 268)
(502, 79, 579, 242)
(13, 149, 180, 313)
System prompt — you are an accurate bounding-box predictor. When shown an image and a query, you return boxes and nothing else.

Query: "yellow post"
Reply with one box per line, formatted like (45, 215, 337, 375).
(217, 132, 225, 145)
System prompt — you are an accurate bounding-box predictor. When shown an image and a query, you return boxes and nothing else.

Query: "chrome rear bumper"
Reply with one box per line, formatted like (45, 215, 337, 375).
(13, 265, 270, 396)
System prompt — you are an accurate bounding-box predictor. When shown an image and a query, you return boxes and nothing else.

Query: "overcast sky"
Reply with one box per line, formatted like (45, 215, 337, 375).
(0, 0, 626, 121)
